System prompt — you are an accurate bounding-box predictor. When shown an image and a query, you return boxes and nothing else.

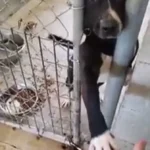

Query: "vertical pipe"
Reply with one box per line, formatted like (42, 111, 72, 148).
(38, 37, 55, 133)
(101, 0, 149, 128)
(53, 41, 63, 135)
(72, 0, 84, 145)
(67, 44, 73, 136)
(24, 32, 40, 134)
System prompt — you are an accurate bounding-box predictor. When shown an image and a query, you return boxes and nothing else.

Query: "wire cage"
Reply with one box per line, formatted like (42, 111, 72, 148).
(0, 0, 149, 148)
(0, 0, 10, 12)
(0, 0, 81, 145)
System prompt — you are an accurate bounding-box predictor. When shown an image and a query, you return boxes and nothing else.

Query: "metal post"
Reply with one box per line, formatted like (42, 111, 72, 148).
(72, 0, 84, 145)
(101, 0, 149, 128)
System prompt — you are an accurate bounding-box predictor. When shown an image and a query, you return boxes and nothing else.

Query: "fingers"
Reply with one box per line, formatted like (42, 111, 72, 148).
(89, 131, 118, 150)
(61, 99, 70, 108)
(134, 140, 147, 150)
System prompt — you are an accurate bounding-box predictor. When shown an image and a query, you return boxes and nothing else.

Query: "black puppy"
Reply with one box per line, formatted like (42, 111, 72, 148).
(49, 0, 139, 149)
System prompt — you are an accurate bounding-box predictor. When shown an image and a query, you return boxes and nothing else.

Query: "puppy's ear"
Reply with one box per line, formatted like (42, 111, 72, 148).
(97, 82, 104, 87)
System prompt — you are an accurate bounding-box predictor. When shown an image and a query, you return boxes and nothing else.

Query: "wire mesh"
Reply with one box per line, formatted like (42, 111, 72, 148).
(0, 0, 10, 12)
(0, 0, 76, 143)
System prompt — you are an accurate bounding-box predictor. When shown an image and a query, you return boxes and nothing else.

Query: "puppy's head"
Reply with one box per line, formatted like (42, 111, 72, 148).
(84, 0, 126, 39)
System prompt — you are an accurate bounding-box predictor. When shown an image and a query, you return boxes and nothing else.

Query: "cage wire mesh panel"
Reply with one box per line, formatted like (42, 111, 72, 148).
(0, 0, 78, 142)
(0, 0, 10, 12)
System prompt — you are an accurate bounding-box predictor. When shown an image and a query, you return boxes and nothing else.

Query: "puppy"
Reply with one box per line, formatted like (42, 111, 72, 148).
(49, 1, 139, 150)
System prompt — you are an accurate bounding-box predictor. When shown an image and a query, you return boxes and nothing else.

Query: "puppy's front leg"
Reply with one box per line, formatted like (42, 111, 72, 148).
(80, 43, 117, 150)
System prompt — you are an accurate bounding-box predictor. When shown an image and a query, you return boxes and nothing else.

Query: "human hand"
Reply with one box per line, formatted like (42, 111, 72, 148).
(134, 140, 147, 150)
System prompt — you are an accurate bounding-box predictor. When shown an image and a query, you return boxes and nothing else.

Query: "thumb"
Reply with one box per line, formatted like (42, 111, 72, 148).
(133, 140, 147, 150)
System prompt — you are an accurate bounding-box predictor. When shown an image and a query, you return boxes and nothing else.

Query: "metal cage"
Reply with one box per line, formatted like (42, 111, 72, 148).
(0, 0, 82, 145)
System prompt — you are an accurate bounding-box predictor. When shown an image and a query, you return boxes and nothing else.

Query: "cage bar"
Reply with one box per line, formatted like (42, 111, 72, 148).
(72, 0, 84, 145)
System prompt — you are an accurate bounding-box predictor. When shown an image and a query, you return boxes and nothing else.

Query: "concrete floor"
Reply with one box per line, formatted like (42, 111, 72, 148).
(0, 123, 64, 150)
(0, 0, 30, 24)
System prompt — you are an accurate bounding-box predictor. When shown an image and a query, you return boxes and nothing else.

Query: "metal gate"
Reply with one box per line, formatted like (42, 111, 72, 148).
(0, 0, 81, 145)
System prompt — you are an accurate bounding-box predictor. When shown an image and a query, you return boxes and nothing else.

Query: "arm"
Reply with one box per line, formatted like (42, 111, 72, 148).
(80, 42, 117, 150)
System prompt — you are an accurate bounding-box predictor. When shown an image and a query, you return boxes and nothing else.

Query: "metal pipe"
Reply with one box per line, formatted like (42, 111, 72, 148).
(53, 40, 63, 135)
(72, 0, 84, 145)
(67, 44, 73, 136)
(38, 37, 55, 133)
(101, 0, 149, 128)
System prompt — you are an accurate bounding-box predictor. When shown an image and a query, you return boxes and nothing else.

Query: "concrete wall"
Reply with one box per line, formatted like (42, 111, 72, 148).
(0, 0, 29, 24)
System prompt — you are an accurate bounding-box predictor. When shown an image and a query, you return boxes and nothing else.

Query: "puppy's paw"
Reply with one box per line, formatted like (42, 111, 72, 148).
(99, 82, 106, 103)
(99, 88, 104, 103)
(61, 99, 70, 108)
(89, 131, 117, 150)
